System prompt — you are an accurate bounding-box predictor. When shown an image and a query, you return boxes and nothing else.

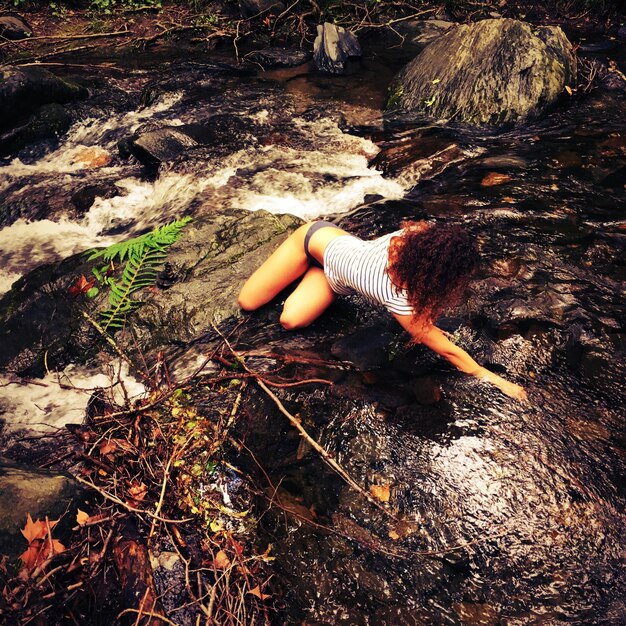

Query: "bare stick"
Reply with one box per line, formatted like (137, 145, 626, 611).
(73, 475, 193, 524)
(213, 324, 399, 522)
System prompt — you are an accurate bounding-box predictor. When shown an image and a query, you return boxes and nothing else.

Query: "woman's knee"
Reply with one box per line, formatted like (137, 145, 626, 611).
(279, 306, 309, 330)
(237, 288, 259, 312)
(279, 310, 301, 330)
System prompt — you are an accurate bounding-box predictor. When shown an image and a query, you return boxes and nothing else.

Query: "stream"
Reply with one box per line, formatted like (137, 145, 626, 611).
(0, 36, 625, 625)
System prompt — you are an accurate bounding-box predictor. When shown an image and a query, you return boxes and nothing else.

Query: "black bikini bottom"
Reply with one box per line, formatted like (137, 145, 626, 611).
(303, 221, 341, 269)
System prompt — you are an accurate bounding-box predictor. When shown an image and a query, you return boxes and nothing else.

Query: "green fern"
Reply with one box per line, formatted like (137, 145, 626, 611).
(87, 217, 192, 334)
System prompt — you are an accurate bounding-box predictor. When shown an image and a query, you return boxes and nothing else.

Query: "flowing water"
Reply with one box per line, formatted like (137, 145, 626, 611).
(0, 41, 624, 625)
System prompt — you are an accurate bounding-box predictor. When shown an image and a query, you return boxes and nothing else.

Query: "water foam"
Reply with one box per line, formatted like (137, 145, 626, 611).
(0, 102, 411, 294)
(0, 362, 145, 435)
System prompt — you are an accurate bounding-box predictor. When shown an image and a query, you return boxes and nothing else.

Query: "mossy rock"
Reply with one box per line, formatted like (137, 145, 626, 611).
(0, 66, 87, 132)
(390, 19, 576, 125)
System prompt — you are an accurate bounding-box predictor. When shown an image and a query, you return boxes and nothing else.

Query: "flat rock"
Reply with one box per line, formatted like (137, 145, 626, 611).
(330, 326, 395, 370)
(247, 47, 312, 69)
(0, 465, 84, 559)
(0, 208, 302, 375)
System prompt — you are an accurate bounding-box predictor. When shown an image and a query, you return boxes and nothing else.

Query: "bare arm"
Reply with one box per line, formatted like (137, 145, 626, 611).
(393, 314, 527, 401)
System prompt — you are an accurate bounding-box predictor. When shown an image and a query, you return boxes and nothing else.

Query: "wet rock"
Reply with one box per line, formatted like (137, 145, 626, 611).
(330, 326, 395, 370)
(0, 103, 72, 157)
(0, 13, 32, 40)
(126, 127, 200, 168)
(0, 250, 98, 375)
(238, 0, 285, 18)
(0, 67, 87, 132)
(130, 209, 301, 350)
(578, 40, 618, 53)
(395, 403, 454, 438)
(340, 560, 391, 602)
(489, 257, 524, 279)
(391, 19, 576, 125)
(410, 376, 442, 405)
(68, 146, 112, 169)
(478, 155, 528, 169)
(371, 605, 433, 626)
(247, 47, 312, 69)
(0, 209, 301, 374)
(313, 23, 362, 75)
(123, 114, 260, 169)
(600, 165, 626, 191)
(71, 182, 119, 214)
(0, 464, 85, 559)
(388, 18, 453, 49)
(454, 601, 499, 624)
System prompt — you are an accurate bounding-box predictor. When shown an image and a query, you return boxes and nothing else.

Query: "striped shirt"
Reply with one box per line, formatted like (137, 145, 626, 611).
(323, 231, 414, 316)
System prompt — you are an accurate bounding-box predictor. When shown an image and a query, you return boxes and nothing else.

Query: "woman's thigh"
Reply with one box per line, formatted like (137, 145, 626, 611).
(280, 267, 336, 329)
(238, 223, 311, 311)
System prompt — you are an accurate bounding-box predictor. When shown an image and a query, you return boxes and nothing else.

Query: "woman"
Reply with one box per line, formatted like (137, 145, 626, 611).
(238, 220, 527, 400)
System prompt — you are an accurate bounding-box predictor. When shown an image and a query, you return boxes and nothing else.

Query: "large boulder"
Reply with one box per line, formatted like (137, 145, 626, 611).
(0, 209, 301, 376)
(0, 66, 87, 132)
(313, 23, 361, 75)
(390, 19, 576, 125)
(131, 209, 302, 351)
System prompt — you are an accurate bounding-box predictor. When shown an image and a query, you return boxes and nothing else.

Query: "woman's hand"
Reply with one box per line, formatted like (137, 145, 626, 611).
(491, 377, 528, 401)
(392, 317, 528, 402)
(478, 368, 528, 401)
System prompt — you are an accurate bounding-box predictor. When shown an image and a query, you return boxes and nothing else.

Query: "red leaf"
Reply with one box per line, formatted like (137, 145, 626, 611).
(69, 275, 96, 297)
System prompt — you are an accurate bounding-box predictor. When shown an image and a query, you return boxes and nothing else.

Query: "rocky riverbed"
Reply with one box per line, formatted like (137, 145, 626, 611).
(1, 10, 625, 625)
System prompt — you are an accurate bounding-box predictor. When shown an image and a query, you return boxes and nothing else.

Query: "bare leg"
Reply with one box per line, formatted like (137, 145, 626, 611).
(238, 223, 312, 311)
(280, 267, 336, 329)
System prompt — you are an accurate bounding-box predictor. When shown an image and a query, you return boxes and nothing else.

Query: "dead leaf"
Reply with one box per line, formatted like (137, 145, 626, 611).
(127, 482, 148, 503)
(20, 514, 50, 543)
(69, 275, 96, 297)
(481, 172, 512, 187)
(502, 196, 516, 204)
(369, 484, 391, 502)
(248, 585, 271, 601)
(213, 550, 231, 569)
(76, 509, 90, 526)
(99, 440, 117, 456)
(19, 515, 65, 573)
(565, 85, 573, 95)
(388, 530, 400, 540)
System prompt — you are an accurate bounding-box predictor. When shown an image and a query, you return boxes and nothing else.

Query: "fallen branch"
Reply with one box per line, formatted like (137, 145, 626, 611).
(213, 324, 400, 523)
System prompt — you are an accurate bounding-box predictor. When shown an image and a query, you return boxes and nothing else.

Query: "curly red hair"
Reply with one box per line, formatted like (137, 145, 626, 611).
(387, 220, 479, 325)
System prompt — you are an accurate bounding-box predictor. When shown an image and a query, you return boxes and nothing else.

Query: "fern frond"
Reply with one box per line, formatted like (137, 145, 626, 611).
(86, 217, 193, 334)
